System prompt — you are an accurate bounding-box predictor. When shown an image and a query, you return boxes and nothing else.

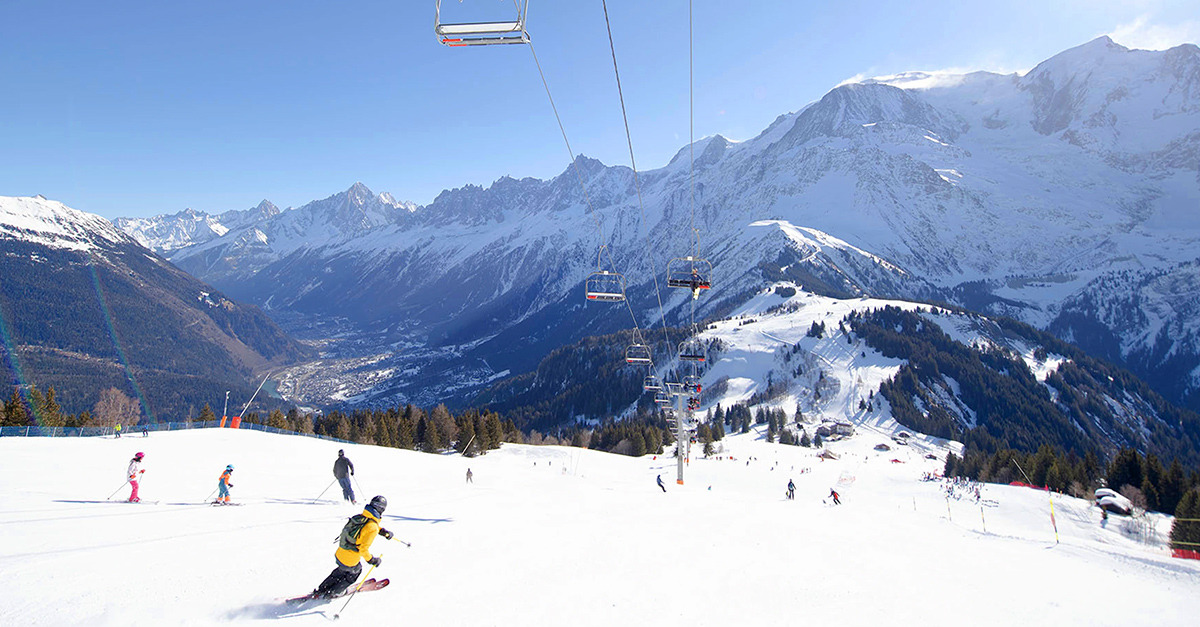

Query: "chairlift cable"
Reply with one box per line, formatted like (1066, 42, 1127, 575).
(525, 38, 645, 339)
(600, 0, 670, 361)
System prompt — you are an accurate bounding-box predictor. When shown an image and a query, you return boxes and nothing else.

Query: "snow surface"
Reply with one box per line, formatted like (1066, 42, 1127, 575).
(2, 428, 1196, 626)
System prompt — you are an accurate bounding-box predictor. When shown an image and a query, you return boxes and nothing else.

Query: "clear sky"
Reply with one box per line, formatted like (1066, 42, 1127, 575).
(2, 0, 1198, 219)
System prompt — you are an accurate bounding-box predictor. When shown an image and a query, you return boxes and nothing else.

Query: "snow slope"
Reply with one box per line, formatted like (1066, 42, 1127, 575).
(1, 429, 1196, 626)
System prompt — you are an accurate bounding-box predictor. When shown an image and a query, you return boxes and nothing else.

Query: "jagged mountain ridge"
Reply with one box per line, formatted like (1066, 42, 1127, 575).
(118, 37, 1200, 410)
(0, 195, 313, 418)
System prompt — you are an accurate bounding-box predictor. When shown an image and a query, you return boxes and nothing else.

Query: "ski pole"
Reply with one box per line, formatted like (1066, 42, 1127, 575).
(204, 488, 217, 503)
(312, 479, 336, 504)
(107, 480, 130, 501)
(352, 475, 367, 501)
(333, 554, 381, 620)
(389, 535, 412, 548)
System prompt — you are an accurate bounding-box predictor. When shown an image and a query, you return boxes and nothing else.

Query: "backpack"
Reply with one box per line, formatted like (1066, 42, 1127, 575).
(338, 514, 370, 551)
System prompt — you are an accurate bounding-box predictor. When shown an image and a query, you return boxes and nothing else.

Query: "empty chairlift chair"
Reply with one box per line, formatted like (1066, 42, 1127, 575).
(643, 374, 663, 392)
(678, 338, 706, 363)
(666, 256, 712, 299)
(435, 0, 531, 46)
(654, 389, 672, 406)
(585, 270, 626, 302)
(626, 343, 652, 365)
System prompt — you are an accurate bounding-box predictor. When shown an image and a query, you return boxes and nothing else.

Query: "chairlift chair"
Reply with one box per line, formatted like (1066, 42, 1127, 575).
(666, 256, 712, 293)
(585, 270, 626, 302)
(625, 343, 652, 365)
(435, 0, 531, 47)
(679, 338, 706, 363)
(654, 390, 672, 406)
(643, 374, 663, 392)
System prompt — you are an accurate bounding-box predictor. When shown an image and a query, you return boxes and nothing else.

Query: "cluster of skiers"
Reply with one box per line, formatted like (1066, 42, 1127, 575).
(121, 452, 237, 505)
(121, 447, 398, 600)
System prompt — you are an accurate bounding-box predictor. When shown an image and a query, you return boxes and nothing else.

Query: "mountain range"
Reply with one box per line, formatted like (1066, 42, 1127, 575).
(0, 195, 311, 418)
(115, 36, 1200, 414)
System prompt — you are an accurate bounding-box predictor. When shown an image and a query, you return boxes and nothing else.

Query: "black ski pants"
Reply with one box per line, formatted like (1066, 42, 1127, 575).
(315, 560, 362, 598)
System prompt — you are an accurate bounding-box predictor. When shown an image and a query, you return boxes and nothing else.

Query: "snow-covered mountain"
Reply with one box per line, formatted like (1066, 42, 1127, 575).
(0, 195, 312, 417)
(117, 37, 1200, 411)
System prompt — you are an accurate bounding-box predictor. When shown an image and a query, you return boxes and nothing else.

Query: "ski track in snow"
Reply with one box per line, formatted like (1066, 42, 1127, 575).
(1, 429, 1197, 626)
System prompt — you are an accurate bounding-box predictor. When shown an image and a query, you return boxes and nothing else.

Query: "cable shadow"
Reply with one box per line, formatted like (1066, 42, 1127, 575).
(385, 513, 454, 524)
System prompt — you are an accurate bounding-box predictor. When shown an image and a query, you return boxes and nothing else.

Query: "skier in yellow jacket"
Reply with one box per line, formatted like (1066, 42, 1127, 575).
(312, 495, 394, 598)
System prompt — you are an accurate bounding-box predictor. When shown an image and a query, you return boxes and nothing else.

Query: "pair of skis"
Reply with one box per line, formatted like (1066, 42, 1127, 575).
(284, 578, 390, 605)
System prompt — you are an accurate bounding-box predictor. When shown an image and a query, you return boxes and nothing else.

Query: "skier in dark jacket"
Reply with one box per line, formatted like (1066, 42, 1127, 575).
(787, 479, 795, 500)
(333, 450, 356, 505)
(829, 488, 840, 505)
(312, 495, 393, 599)
(656, 474, 666, 492)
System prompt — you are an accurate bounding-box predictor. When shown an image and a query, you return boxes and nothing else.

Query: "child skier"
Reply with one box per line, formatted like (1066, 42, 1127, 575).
(216, 465, 234, 504)
(126, 452, 145, 502)
(311, 495, 394, 599)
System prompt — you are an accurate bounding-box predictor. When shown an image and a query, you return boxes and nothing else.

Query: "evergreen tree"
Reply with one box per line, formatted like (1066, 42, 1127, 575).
(456, 415, 477, 455)
(631, 430, 647, 457)
(800, 432, 812, 448)
(198, 403, 217, 423)
(334, 415, 352, 441)
(3, 387, 28, 427)
(424, 416, 445, 452)
(268, 409, 287, 430)
(1170, 489, 1200, 552)
(1107, 448, 1143, 492)
(40, 386, 64, 428)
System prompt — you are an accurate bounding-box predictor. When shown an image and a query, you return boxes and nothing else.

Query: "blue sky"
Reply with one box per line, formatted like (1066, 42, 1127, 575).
(2, 0, 1198, 219)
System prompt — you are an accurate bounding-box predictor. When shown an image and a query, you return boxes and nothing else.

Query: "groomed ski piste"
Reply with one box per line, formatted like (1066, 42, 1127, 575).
(2, 424, 1198, 626)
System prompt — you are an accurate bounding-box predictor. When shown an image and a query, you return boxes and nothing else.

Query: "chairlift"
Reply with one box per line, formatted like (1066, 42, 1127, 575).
(435, 0, 531, 47)
(626, 343, 652, 365)
(654, 390, 672, 406)
(585, 270, 626, 302)
(666, 256, 712, 296)
(643, 374, 663, 392)
(683, 374, 702, 394)
(679, 338, 706, 363)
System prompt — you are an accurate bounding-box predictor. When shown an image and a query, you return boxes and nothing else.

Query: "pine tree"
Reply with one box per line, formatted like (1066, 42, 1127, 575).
(40, 386, 64, 428)
(198, 403, 217, 423)
(3, 387, 28, 427)
(1170, 489, 1200, 552)
(268, 409, 287, 430)
(800, 432, 812, 447)
(334, 415, 352, 441)
(631, 431, 647, 457)
(456, 415, 477, 456)
(1107, 448, 1143, 493)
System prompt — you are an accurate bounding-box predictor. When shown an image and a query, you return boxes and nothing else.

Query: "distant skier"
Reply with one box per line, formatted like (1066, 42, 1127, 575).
(311, 495, 394, 599)
(657, 474, 666, 493)
(787, 479, 795, 500)
(114, 423, 122, 439)
(126, 452, 145, 502)
(333, 449, 356, 505)
(216, 464, 234, 504)
(828, 488, 840, 505)
(465, 468, 473, 484)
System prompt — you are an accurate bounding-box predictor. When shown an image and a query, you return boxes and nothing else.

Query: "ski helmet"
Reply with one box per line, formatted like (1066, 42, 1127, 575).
(368, 495, 387, 515)
(226, 464, 234, 471)
(134, 452, 144, 459)
(338, 449, 345, 457)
